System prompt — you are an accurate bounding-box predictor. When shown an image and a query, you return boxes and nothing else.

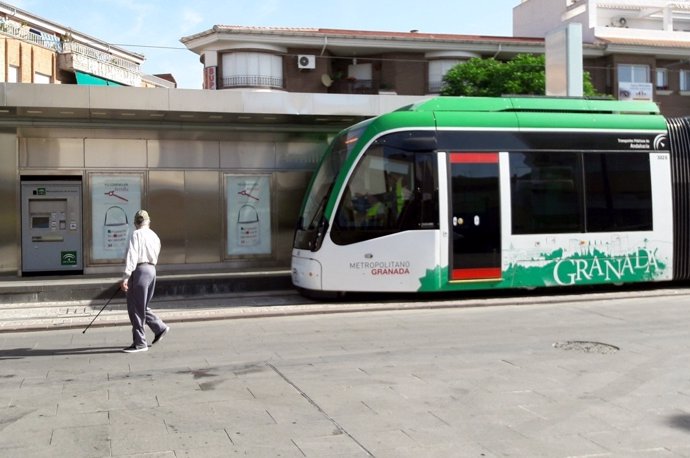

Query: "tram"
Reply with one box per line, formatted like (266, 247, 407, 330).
(291, 96, 690, 294)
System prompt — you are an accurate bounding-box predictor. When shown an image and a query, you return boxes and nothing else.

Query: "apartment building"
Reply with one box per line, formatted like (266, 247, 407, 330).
(0, 2, 174, 88)
(515, 0, 690, 116)
(179, 2, 690, 117)
(181, 26, 544, 96)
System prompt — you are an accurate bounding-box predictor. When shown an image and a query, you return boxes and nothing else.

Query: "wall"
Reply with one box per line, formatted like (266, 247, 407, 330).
(0, 130, 17, 274)
(284, 49, 331, 94)
(381, 52, 427, 95)
(0, 38, 56, 83)
(654, 59, 690, 118)
(281, 49, 430, 96)
(513, 0, 570, 37)
(14, 127, 329, 275)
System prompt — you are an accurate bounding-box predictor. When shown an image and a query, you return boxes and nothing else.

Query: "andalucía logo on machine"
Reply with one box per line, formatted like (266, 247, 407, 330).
(61, 251, 78, 266)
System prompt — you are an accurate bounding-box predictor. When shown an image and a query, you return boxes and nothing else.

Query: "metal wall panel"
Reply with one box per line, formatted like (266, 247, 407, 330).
(19, 137, 84, 168)
(276, 140, 326, 170)
(273, 171, 312, 264)
(0, 132, 17, 273)
(148, 140, 220, 169)
(184, 171, 221, 263)
(85, 138, 147, 168)
(220, 141, 276, 169)
(148, 171, 186, 264)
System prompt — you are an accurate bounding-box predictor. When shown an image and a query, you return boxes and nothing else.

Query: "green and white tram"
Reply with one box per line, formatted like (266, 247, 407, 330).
(292, 96, 690, 294)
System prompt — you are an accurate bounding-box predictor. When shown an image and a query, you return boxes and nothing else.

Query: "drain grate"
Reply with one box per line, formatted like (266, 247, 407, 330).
(553, 340, 619, 354)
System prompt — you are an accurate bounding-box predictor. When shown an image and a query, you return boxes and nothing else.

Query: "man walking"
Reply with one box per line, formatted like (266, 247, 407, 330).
(120, 210, 169, 353)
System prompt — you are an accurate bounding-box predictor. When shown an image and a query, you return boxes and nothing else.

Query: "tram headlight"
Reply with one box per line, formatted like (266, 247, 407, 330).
(291, 255, 323, 290)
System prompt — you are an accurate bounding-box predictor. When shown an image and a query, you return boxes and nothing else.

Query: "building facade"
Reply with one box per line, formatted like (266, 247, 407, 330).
(181, 26, 545, 96)
(0, 1, 174, 88)
(515, 0, 690, 116)
(181, 4, 690, 117)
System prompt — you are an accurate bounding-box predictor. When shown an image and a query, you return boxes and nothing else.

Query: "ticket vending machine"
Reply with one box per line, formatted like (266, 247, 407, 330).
(21, 180, 83, 274)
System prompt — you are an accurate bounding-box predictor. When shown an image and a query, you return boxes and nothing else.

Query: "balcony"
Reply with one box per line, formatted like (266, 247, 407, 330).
(428, 80, 444, 94)
(221, 75, 283, 90)
(329, 79, 378, 94)
(0, 20, 61, 51)
(58, 42, 142, 87)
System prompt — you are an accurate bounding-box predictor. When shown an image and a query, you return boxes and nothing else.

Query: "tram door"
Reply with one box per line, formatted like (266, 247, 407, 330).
(449, 152, 501, 281)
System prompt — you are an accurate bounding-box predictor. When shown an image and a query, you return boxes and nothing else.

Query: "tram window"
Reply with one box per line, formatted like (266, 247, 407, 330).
(584, 153, 652, 232)
(332, 146, 437, 245)
(510, 152, 583, 234)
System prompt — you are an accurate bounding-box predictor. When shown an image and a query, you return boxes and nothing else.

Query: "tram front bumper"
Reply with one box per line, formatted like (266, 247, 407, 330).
(291, 254, 323, 291)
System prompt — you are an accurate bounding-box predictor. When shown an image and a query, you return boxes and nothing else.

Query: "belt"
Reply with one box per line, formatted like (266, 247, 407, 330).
(137, 262, 153, 266)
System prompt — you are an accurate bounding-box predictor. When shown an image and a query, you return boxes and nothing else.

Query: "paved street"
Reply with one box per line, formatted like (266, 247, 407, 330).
(2, 289, 690, 457)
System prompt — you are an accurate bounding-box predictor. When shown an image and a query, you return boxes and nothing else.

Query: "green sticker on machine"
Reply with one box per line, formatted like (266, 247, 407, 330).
(61, 251, 77, 265)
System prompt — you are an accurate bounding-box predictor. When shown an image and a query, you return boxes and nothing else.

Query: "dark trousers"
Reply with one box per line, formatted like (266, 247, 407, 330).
(127, 264, 167, 347)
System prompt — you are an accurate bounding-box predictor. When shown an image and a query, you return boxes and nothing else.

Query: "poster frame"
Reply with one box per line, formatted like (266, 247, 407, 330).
(224, 173, 274, 259)
(86, 172, 144, 265)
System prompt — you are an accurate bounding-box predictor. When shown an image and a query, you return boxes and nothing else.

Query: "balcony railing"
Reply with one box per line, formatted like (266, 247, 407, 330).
(221, 75, 283, 89)
(428, 80, 444, 94)
(59, 41, 142, 86)
(61, 42, 140, 73)
(0, 20, 61, 51)
(330, 79, 377, 94)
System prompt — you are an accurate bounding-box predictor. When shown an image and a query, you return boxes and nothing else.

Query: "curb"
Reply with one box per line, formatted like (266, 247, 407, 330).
(3, 285, 690, 333)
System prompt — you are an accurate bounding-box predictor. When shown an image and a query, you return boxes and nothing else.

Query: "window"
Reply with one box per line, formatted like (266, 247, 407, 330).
(584, 153, 652, 231)
(331, 134, 438, 245)
(7, 65, 18, 83)
(428, 59, 461, 93)
(681, 70, 690, 92)
(34, 72, 50, 84)
(618, 64, 650, 84)
(510, 152, 582, 234)
(510, 151, 653, 235)
(656, 68, 668, 90)
(221, 52, 283, 89)
(347, 63, 373, 92)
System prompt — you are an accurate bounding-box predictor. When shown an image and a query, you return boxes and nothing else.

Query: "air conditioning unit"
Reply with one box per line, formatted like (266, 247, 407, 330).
(298, 55, 316, 69)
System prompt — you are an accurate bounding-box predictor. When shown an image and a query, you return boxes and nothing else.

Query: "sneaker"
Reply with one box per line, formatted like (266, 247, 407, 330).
(122, 344, 148, 353)
(151, 327, 170, 345)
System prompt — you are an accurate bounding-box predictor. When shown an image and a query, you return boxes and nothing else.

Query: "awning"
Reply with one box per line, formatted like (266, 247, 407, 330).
(75, 71, 123, 86)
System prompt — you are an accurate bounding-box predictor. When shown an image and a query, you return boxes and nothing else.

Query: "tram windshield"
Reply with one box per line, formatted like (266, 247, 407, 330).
(294, 123, 369, 249)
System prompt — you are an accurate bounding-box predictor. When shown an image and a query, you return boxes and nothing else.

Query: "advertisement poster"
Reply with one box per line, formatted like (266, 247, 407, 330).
(618, 82, 653, 101)
(226, 175, 271, 255)
(91, 174, 142, 261)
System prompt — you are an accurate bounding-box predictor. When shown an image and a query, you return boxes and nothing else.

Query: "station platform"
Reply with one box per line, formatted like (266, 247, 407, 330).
(0, 268, 301, 332)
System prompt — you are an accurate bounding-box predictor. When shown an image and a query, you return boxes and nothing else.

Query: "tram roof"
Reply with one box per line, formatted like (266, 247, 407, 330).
(382, 96, 667, 131)
(400, 96, 661, 116)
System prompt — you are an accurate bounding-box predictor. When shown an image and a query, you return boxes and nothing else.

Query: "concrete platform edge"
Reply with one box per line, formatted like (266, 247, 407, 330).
(3, 285, 690, 334)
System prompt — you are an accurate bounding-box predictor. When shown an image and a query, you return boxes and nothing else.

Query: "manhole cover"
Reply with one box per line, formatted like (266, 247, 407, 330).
(553, 340, 619, 354)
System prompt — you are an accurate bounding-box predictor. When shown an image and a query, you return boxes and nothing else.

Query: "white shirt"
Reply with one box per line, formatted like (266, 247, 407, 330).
(123, 224, 161, 280)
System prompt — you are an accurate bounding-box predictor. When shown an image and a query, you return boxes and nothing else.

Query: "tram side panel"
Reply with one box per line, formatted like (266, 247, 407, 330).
(488, 150, 672, 290)
(295, 149, 674, 294)
(417, 145, 673, 292)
